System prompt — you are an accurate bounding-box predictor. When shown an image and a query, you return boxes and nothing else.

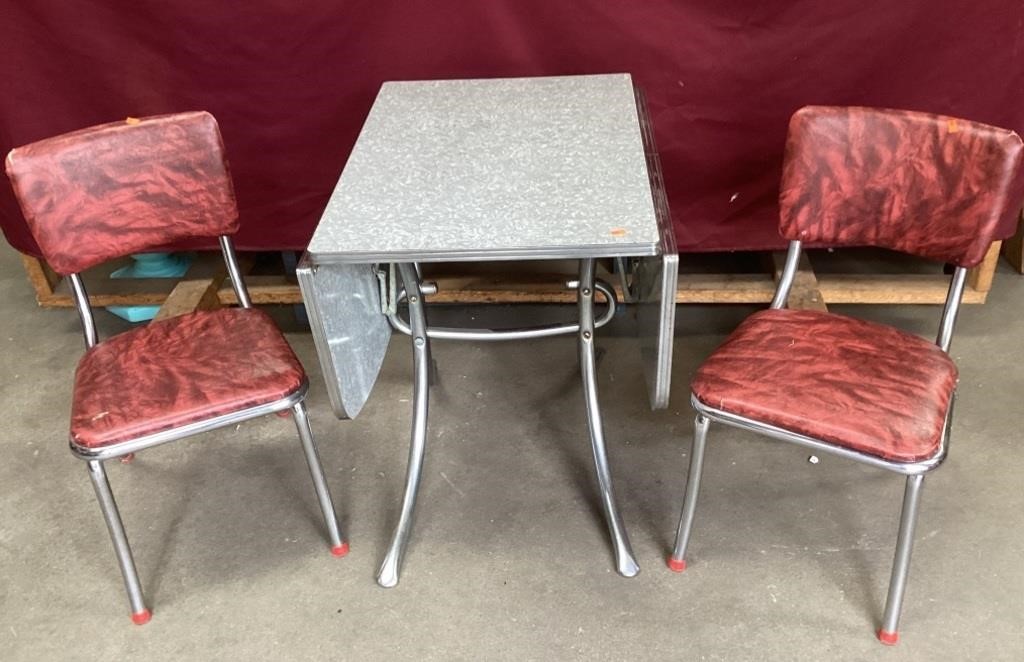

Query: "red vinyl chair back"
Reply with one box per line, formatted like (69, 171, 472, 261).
(5, 112, 239, 275)
(779, 106, 1023, 268)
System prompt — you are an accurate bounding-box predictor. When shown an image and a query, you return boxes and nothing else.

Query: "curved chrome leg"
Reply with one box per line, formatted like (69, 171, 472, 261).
(86, 460, 150, 624)
(577, 258, 639, 577)
(668, 414, 710, 572)
(292, 400, 348, 557)
(377, 262, 431, 588)
(877, 474, 925, 645)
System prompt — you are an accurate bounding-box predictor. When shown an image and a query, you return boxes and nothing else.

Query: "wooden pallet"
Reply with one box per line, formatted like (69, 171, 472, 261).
(19, 240, 1004, 318)
(1001, 210, 1024, 274)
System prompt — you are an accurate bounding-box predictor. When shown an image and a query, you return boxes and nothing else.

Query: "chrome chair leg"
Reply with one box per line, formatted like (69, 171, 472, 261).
(577, 258, 639, 578)
(291, 400, 348, 557)
(668, 414, 710, 572)
(378, 263, 431, 588)
(85, 460, 150, 624)
(878, 474, 926, 645)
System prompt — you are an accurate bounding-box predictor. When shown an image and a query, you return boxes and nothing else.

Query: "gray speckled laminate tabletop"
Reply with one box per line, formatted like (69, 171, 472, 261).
(307, 73, 662, 263)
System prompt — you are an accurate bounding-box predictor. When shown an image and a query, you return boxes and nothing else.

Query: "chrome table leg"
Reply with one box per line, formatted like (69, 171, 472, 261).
(377, 262, 431, 588)
(86, 459, 150, 624)
(577, 258, 639, 577)
(878, 474, 926, 645)
(668, 414, 710, 571)
(292, 400, 348, 557)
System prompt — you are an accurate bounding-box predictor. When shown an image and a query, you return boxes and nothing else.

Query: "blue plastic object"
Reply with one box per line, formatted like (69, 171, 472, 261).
(106, 253, 194, 322)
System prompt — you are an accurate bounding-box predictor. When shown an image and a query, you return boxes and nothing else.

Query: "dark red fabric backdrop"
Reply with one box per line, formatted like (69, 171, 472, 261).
(2, 1, 1022, 257)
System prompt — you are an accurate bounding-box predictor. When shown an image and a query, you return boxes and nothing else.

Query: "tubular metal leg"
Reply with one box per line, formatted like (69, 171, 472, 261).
(377, 262, 431, 588)
(85, 460, 150, 624)
(292, 400, 348, 557)
(577, 258, 639, 577)
(878, 474, 926, 645)
(668, 414, 710, 571)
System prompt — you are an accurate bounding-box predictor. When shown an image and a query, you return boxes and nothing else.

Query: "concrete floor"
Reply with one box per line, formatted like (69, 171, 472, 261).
(1, 244, 1022, 661)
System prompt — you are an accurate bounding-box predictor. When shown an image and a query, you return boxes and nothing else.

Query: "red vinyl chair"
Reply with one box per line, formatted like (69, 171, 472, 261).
(5, 112, 348, 624)
(666, 107, 1023, 644)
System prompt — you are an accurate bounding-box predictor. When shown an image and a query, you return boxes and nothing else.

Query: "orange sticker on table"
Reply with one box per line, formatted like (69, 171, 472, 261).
(610, 227, 628, 237)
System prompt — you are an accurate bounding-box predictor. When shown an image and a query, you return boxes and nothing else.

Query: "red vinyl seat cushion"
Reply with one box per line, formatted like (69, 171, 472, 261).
(691, 309, 958, 463)
(71, 308, 305, 449)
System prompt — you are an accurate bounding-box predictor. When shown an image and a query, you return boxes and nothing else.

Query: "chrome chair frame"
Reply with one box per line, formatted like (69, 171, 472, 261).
(668, 239, 966, 645)
(68, 235, 346, 624)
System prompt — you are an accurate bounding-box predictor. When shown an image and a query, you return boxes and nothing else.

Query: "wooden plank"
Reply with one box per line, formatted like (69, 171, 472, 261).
(36, 252, 227, 307)
(44, 277, 993, 307)
(770, 251, 827, 311)
(44, 279, 179, 307)
(1000, 212, 1023, 273)
(220, 273, 610, 306)
(966, 240, 1001, 292)
(213, 271, 991, 306)
(219, 273, 778, 305)
(675, 274, 775, 303)
(218, 275, 301, 305)
(153, 278, 223, 321)
(431, 273, 625, 304)
(23, 250, 997, 310)
(817, 274, 986, 304)
(20, 255, 60, 304)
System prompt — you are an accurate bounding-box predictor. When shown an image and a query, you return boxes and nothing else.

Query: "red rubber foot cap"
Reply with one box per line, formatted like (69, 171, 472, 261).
(877, 629, 898, 646)
(331, 542, 350, 557)
(131, 609, 152, 625)
(276, 410, 292, 418)
(120, 453, 135, 464)
(666, 556, 687, 573)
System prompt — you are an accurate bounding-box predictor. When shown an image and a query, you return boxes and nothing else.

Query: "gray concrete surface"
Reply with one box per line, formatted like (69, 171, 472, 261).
(1, 244, 1022, 660)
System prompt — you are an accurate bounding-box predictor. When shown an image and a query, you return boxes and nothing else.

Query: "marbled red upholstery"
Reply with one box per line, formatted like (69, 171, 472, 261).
(71, 308, 305, 449)
(5, 112, 238, 275)
(779, 107, 1023, 268)
(691, 309, 957, 463)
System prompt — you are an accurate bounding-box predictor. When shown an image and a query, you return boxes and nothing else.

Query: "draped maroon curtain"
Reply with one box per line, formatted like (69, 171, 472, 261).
(2, 1, 1022, 257)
